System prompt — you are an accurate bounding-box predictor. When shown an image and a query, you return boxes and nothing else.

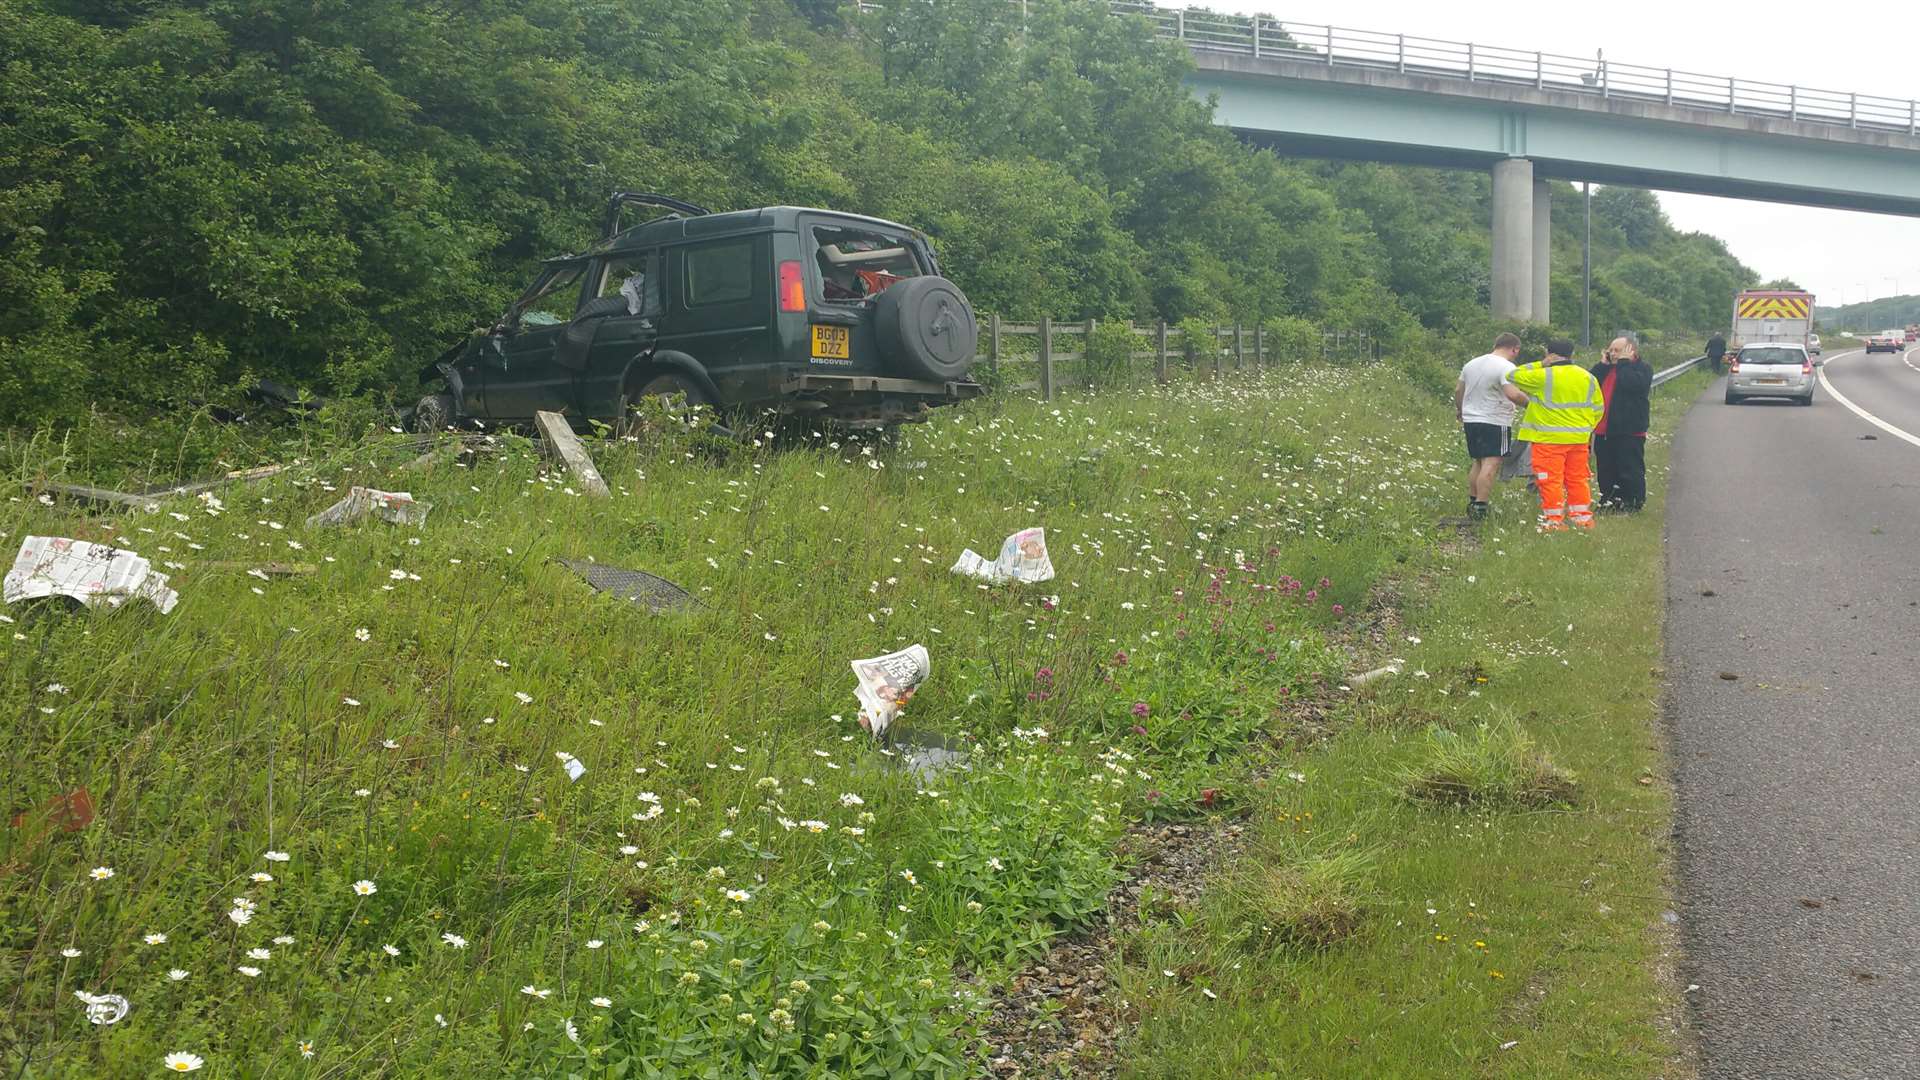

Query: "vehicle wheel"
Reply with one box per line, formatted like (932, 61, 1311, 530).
(412, 391, 456, 432)
(1723, 390, 1740, 405)
(873, 275, 978, 382)
(1798, 394, 1814, 406)
(619, 371, 714, 434)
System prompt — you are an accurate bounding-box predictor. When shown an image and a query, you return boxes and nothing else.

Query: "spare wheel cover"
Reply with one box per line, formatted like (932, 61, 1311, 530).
(882, 277, 976, 379)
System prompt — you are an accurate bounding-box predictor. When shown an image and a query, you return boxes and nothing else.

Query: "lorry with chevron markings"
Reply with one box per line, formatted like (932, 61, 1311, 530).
(1731, 289, 1815, 355)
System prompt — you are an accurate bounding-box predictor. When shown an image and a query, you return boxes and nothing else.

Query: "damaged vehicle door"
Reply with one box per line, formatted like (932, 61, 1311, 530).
(482, 261, 587, 421)
(575, 250, 662, 416)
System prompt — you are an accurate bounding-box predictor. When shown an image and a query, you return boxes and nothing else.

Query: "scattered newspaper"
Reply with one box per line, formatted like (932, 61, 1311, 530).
(306, 487, 432, 529)
(5, 536, 178, 614)
(554, 751, 586, 783)
(74, 991, 129, 1026)
(851, 644, 929, 739)
(950, 527, 1054, 585)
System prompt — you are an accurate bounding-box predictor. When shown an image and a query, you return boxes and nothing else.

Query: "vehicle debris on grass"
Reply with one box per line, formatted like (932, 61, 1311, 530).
(305, 487, 431, 528)
(555, 559, 700, 613)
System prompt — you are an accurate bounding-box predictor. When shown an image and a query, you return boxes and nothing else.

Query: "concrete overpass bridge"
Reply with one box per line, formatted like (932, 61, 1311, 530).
(1111, 3, 1920, 322)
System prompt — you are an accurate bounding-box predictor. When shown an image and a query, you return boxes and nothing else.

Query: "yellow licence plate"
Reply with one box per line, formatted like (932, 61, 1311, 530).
(810, 325, 850, 360)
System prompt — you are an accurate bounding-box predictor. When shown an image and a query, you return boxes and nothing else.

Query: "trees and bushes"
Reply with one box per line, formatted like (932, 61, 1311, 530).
(0, 0, 1754, 430)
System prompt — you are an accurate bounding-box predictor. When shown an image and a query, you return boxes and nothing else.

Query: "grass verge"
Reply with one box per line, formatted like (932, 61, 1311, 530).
(2, 363, 1454, 1077)
(1108, 372, 1706, 1079)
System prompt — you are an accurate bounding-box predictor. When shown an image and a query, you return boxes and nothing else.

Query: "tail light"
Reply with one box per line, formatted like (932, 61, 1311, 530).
(1802, 356, 1813, 375)
(777, 260, 805, 313)
(1728, 355, 1739, 374)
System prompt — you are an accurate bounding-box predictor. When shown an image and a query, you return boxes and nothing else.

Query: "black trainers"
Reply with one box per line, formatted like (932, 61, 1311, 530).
(1468, 500, 1489, 520)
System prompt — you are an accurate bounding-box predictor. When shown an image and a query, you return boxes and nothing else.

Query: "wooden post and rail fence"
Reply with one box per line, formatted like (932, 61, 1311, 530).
(977, 314, 1380, 400)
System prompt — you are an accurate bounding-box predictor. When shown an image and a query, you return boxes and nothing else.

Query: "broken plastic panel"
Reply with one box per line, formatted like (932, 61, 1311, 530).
(306, 487, 432, 529)
(557, 559, 700, 614)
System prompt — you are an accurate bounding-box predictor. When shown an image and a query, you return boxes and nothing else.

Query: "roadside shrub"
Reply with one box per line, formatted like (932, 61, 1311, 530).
(1176, 317, 1219, 370)
(1261, 316, 1320, 363)
(1399, 718, 1577, 808)
(1083, 319, 1145, 388)
(1208, 847, 1374, 952)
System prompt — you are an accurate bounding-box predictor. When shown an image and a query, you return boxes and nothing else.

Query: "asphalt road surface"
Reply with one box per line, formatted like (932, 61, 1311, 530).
(1668, 346, 1920, 1079)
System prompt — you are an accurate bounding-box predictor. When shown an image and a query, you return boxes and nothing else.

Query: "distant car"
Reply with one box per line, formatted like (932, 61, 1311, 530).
(1726, 343, 1814, 405)
(1807, 334, 1821, 355)
(1865, 333, 1903, 354)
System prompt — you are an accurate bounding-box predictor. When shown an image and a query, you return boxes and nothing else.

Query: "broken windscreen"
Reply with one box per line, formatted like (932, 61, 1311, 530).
(812, 224, 924, 303)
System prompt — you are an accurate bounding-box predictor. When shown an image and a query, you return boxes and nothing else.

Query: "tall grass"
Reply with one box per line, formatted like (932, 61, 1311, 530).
(0, 366, 1455, 1075)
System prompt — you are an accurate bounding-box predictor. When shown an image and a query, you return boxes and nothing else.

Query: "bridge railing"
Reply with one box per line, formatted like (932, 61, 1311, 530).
(1103, 2, 1920, 135)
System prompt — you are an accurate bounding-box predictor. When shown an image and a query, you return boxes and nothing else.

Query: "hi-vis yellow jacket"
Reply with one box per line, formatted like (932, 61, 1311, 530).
(1508, 361, 1604, 444)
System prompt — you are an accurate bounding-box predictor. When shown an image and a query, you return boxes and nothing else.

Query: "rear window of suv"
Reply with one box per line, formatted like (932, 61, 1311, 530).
(1739, 347, 1804, 366)
(812, 225, 924, 303)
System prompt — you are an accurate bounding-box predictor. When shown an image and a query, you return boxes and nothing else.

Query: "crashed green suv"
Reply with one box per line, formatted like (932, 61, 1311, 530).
(415, 193, 983, 432)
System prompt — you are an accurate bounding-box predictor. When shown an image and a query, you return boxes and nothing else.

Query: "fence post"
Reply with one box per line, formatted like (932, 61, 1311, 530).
(1789, 85, 1797, 121)
(988, 312, 1001, 381)
(1252, 16, 1261, 58)
(1085, 316, 1097, 386)
(1233, 323, 1244, 371)
(1155, 321, 1168, 383)
(1326, 24, 1334, 64)
(1254, 321, 1264, 367)
(1039, 316, 1054, 401)
(1212, 325, 1222, 378)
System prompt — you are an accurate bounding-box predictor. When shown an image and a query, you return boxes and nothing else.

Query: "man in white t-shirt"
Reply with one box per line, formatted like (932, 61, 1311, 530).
(1455, 332, 1522, 519)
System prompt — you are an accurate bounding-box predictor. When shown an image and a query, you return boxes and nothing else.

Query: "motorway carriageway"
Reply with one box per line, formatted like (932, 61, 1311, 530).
(1665, 343, 1920, 1079)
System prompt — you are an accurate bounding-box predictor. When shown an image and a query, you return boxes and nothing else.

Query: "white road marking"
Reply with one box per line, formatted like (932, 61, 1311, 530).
(1816, 348, 1920, 449)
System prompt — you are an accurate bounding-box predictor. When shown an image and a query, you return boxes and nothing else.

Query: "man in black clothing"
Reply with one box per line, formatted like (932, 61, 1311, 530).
(1704, 331, 1727, 374)
(1591, 337, 1654, 511)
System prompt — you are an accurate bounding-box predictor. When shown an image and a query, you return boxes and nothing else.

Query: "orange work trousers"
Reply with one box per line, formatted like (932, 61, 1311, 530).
(1529, 441, 1593, 531)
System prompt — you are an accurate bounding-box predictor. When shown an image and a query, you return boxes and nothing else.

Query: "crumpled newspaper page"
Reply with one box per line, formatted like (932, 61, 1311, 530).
(306, 487, 432, 528)
(73, 991, 129, 1026)
(5, 536, 178, 614)
(950, 527, 1054, 584)
(851, 644, 929, 739)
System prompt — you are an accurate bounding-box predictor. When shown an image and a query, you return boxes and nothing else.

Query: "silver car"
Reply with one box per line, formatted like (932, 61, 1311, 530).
(1725, 343, 1815, 406)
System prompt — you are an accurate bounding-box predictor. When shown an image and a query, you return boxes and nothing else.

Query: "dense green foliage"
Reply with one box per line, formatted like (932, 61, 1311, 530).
(1, 0, 1752, 431)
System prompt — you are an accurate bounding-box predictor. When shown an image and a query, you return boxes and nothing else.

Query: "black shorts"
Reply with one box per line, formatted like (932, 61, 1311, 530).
(1463, 422, 1510, 460)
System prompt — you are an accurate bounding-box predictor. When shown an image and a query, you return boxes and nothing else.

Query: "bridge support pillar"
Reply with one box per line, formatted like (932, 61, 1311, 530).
(1531, 179, 1551, 324)
(1490, 158, 1534, 322)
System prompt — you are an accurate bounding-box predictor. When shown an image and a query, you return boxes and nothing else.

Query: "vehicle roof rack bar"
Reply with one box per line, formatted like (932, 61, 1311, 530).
(602, 192, 712, 239)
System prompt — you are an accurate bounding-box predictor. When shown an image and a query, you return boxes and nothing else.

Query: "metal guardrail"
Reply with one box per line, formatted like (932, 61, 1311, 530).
(1651, 356, 1707, 388)
(1103, 3, 1920, 136)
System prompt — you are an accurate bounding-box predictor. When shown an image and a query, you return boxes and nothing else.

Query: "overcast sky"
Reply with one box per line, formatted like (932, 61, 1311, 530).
(1186, 0, 1920, 305)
